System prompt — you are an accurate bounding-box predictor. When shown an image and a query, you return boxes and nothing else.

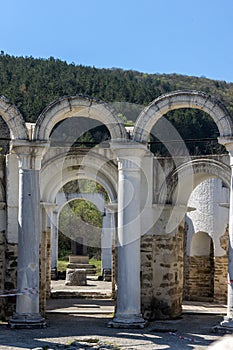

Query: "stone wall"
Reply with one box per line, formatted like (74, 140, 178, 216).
(184, 255, 214, 301)
(141, 223, 184, 320)
(0, 227, 6, 319)
(0, 155, 18, 319)
(184, 178, 229, 304)
(214, 256, 228, 303)
(4, 243, 18, 318)
(39, 230, 47, 316)
(184, 227, 228, 304)
(214, 228, 228, 304)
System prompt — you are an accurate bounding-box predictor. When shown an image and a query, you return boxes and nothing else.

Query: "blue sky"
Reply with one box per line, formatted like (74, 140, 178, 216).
(1, 0, 233, 82)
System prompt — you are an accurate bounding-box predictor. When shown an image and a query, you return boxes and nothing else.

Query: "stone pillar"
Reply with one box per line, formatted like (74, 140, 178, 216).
(218, 138, 233, 330)
(9, 141, 48, 329)
(51, 210, 58, 270)
(39, 206, 48, 317)
(109, 145, 147, 328)
(101, 209, 113, 274)
(40, 203, 57, 300)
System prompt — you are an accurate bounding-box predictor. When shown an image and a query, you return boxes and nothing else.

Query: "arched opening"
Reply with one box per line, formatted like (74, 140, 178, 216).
(56, 179, 109, 276)
(40, 152, 118, 315)
(33, 95, 127, 142)
(46, 181, 115, 313)
(142, 158, 230, 320)
(185, 231, 214, 301)
(133, 90, 233, 145)
(49, 116, 111, 149)
(149, 108, 226, 156)
(184, 178, 229, 304)
(53, 189, 114, 296)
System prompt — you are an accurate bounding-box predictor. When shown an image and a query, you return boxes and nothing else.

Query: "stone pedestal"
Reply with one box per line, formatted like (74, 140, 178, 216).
(103, 268, 112, 282)
(65, 268, 87, 286)
(51, 210, 58, 270)
(67, 255, 96, 275)
(69, 255, 89, 264)
(101, 210, 113, 276)
(9, 313, 46, 329)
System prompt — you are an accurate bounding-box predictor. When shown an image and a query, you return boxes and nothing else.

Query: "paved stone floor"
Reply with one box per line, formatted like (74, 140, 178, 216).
(0, 279, 231, 350)
(0, 307, 231, 350)
(50, 277, 112, 299)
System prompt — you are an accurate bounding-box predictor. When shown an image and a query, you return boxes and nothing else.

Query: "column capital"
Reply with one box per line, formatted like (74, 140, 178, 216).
(10, 140, 50, 170)
(110, 141, 149, 158)
(110, 141, 148, 171)
(117, 157, 142, 171)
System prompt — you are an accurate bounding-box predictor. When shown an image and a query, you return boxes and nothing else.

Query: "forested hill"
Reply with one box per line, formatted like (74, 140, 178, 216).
(1, 53, 233, 123)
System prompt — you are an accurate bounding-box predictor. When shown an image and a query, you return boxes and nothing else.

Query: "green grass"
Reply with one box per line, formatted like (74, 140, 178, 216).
(57, 258, 102, 275)
(57, 260, 69, 271)
(89, 259, 102, 276)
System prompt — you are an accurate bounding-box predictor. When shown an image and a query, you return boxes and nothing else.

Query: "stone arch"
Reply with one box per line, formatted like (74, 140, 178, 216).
(0, 96, 28, 140)
(56, 192, 105, 216)
(165, 157, 230, 205)
(40, 150, 118, 204)
(33, 95, 127, 142)
(133, 90, 233, 143)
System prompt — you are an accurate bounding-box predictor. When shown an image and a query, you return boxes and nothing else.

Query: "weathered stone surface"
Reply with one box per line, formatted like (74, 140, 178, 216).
(0, 92, 232, 325)
(65, 268, 87, 286)
(141, 223, 184, 320)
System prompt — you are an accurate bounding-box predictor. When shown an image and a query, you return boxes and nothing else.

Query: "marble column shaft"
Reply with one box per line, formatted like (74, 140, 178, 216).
(51, 210, 58, 270)
(101, 210, 113, 272)
(221, 151, 233, 327)
(110, 152, 146, 328)
(9, 141, 48, 328)
(218, 138, 233, 329)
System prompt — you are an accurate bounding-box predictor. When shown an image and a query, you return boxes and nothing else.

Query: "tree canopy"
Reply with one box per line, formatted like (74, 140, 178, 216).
(0, 52, 232, 154)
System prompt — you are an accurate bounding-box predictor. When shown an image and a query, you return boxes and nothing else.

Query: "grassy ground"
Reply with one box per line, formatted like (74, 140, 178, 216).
(57, 259, 102, 276)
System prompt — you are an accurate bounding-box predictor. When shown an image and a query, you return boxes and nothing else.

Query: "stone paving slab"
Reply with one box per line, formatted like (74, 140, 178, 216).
(0, 298, 231, 350)
(51, 278, 112, 299)
(0, 313, 229, 350)
(182, 301, 227, 315)
(47, 298, 114, 315)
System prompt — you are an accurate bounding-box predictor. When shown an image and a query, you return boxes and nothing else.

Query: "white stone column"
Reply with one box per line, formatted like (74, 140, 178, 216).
(9, 141, 48, 329)
(51, 210, 58, 270)
(218, 138, 233, 330)
(109, 145, 147, 328)
(101, 209, 113, 274)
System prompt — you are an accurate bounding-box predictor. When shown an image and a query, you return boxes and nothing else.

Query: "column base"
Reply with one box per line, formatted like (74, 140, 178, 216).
(9, 313, 46, 329)
(108, 314, 147, 329)
(212, 317, 233, 334)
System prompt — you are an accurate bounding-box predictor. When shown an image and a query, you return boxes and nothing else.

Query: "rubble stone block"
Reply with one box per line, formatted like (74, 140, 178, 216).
(65, 268, 87, 286)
